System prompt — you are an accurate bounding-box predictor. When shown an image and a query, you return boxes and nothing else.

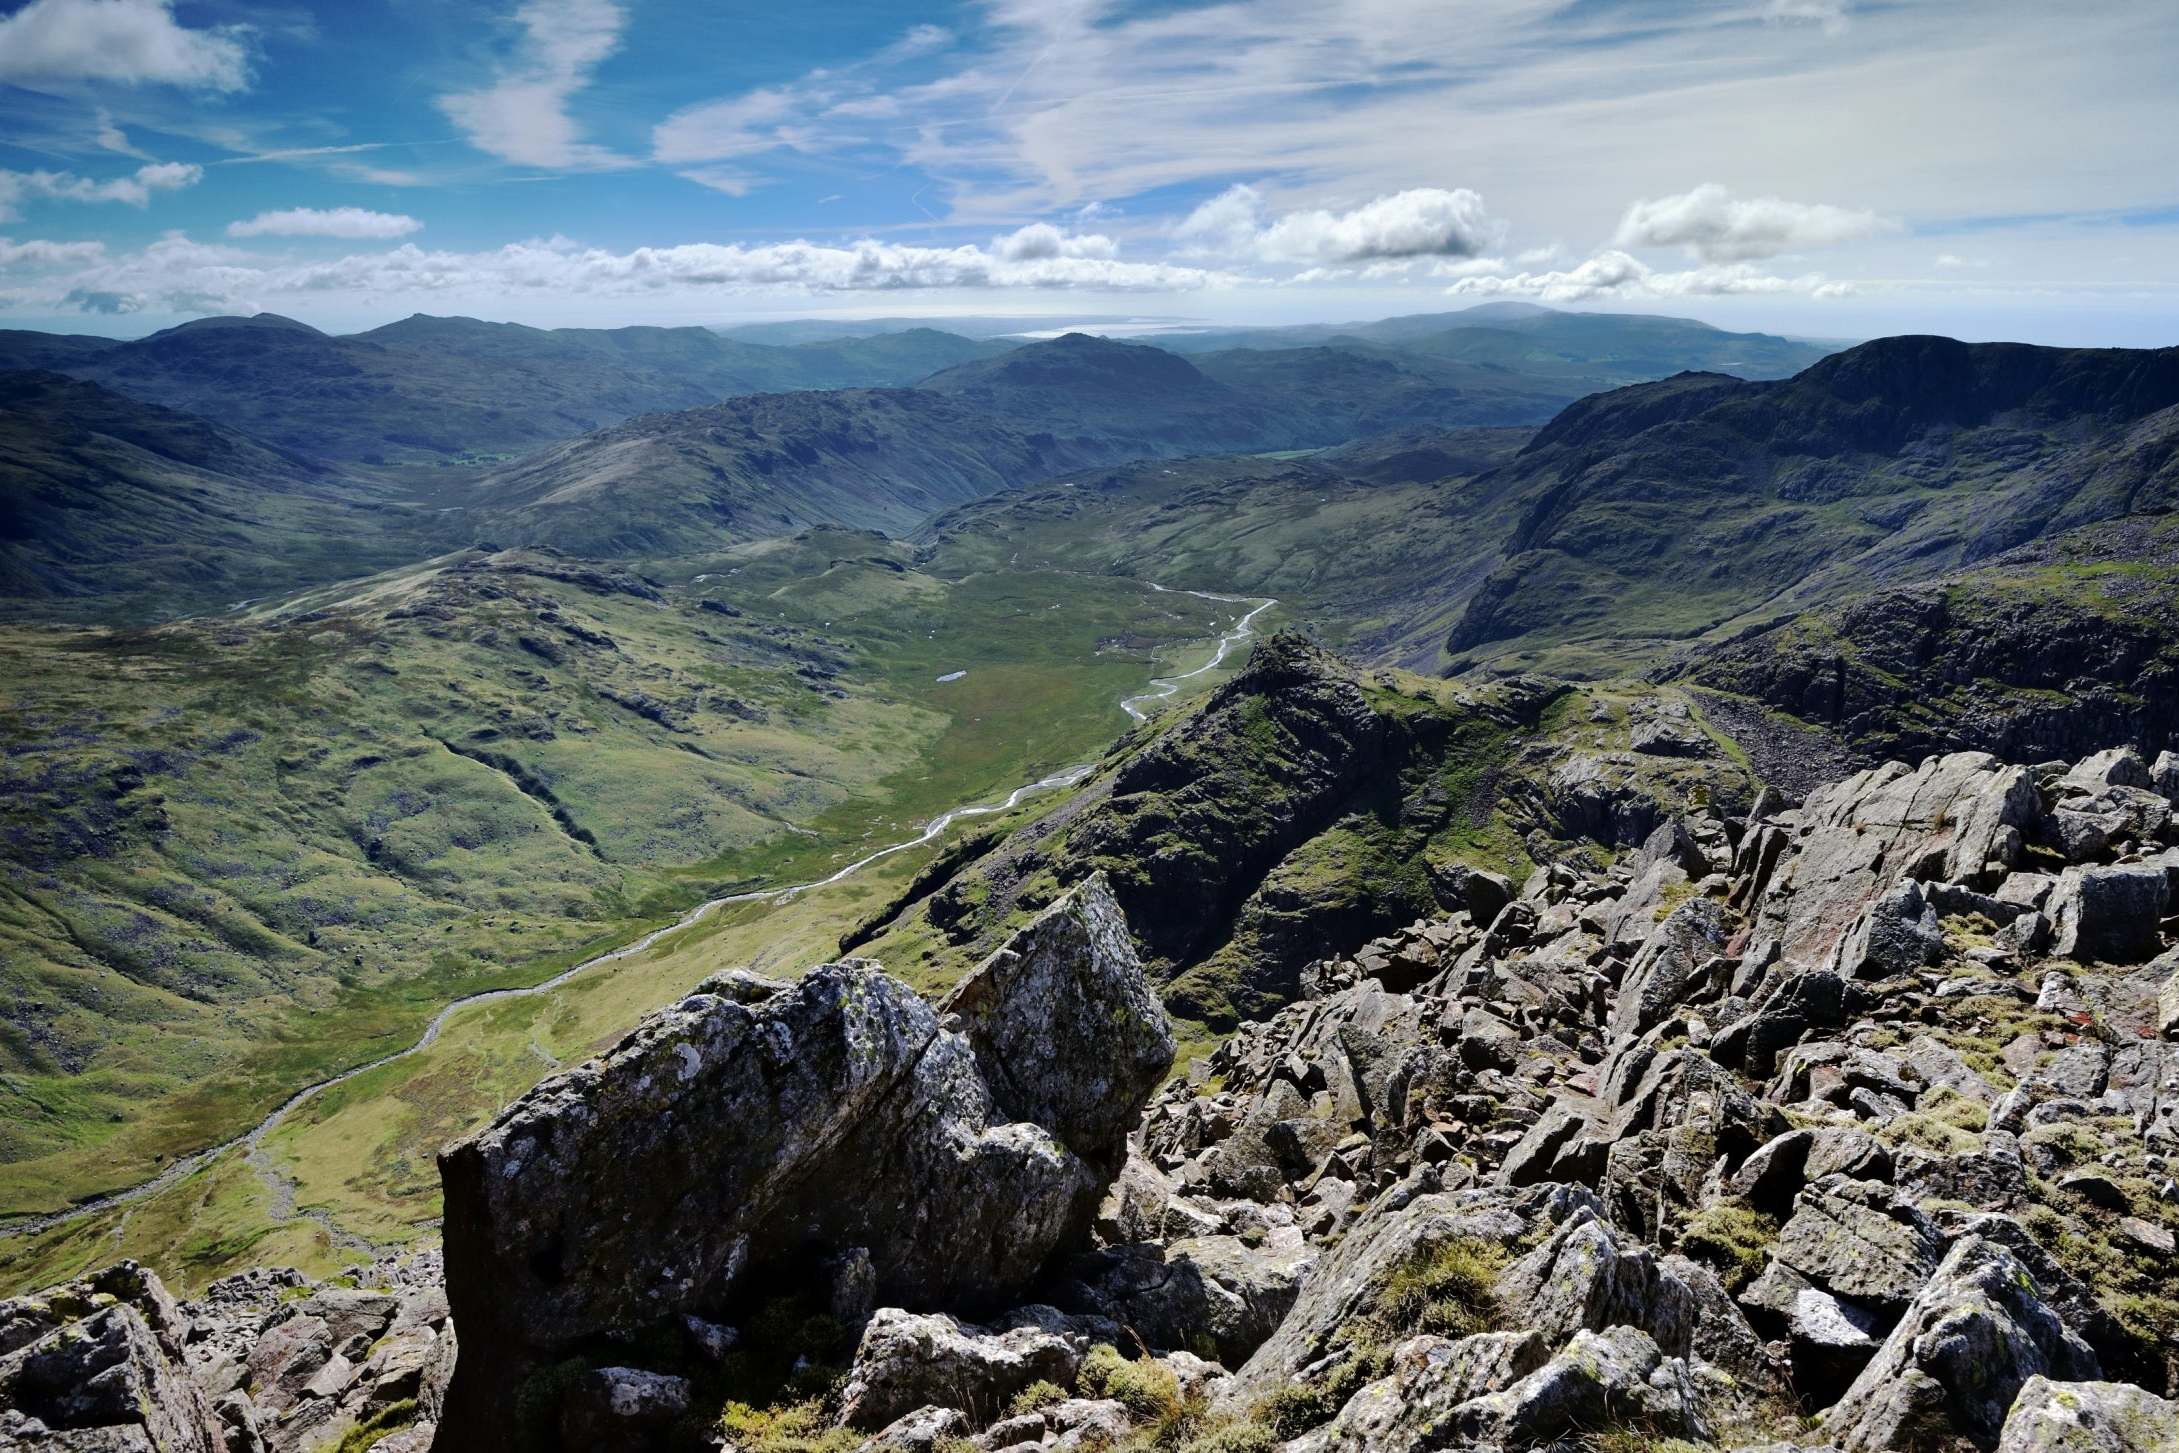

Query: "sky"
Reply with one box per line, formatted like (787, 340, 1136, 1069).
(1, 0, 2176, 344)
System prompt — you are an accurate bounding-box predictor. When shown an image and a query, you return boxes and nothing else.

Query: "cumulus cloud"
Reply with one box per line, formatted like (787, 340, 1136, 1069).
(0, 160, 200, 220)
(0, 228, 1233, 318)
(438, 0, 629, 169)
(0, 0, 250, 90)
(992, 223, 1117, 262)
(1176, 185, 1499, 264)
(1613, 183, 1893, 263)
(227, 207, 423, 240)
(1446, 248, 1854, 303)
(0, 236, 106, 268)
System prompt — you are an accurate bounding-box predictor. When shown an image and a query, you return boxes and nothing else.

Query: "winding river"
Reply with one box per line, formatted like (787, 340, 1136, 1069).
(5, 585, 1276, 1240)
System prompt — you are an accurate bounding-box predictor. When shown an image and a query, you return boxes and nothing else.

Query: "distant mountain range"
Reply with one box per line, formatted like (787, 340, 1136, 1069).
(0, 313, 1010, 463)
(0, 304, 1840, 469)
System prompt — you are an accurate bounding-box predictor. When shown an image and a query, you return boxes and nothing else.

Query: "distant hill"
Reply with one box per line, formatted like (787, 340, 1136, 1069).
(0, 372, 438, 619)
(3, 313, 1009, 464)
(916, 332, 1284, 455)
(460, 388, 1098, 556)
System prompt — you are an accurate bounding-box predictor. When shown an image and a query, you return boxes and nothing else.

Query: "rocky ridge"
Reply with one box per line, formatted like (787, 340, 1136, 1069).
(9, 742, 2179, 1452)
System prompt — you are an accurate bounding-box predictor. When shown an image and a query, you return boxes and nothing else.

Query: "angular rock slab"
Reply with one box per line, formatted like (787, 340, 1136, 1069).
(434, 875, 1171, 1453)
(1997, 1375, 2179, 1453)
(1822, 1236, 2098, 1453)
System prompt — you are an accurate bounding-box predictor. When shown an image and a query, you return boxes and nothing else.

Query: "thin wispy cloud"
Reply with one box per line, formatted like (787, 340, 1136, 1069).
(438, 0, 631, 170)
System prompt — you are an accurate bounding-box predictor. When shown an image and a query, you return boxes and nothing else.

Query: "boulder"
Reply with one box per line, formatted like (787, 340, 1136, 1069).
(1609, 897, 1727, 1042)
(434, 876, 1171, 1452)
(1061, 1231, 1310, 1367)
(1217, 1184, 1584, 1411)
(1445, 1325, 1707, 1447)
(856, 1404, 971, 1453)
(556, 1367, 688, 1450)
(1729, 1127, 1892, 1217)
(1822, 1236, 2098, 1452)
(1494, 1207, 1696, 1358)
(1745, 1177, 1943, 1320)
(1837, 881, 1945, 978)
(1297, 1330, 1550, 1452)
(1997, 1375, 2179, 1453)
(1747, 754, 2035, 971)
(837, 1309, 1080, 1431)
(2050, 865, 2169, 964)
(0, 1263, 221, 1453)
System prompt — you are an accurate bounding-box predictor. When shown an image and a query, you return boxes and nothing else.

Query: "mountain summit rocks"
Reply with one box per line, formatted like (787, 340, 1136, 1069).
(433, 873, 1172, 1451)
(13, 738, 2179, 1453)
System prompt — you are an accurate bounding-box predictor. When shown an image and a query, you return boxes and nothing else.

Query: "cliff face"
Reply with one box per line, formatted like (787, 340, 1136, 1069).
(1674, 511, 2179, 770)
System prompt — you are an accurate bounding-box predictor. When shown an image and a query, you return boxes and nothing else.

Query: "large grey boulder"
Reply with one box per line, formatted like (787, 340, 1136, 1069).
(1292, 1330, 1550, 1453)
(1217, 1185, 1586, 1412)
(1060, 1230, 1310, 1367)
(434, 875, 1171, 1453)
(1996, 1375, 2179, 1453)
(1822, 1237, 2098, 1452)
(2050, 865, 2169, 964)
(937, 873, 1177, 1171)
(1744, 1176, 1944, 1321)
(837, 1309, 1080, 1431)
(1494, 1206, 1696, 1359)
(0, 1262, 222, 1453)
(0, 1262, 221, 1453)
(1609, 896, 1727, 1042)
(1445, 1325, 1708, 1448)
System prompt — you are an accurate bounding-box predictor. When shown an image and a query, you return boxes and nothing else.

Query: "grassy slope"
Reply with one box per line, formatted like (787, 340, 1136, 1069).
(914, 432, 1533, 670)
(0, 373, 448, 622)
(0, 534, 1234, 1226)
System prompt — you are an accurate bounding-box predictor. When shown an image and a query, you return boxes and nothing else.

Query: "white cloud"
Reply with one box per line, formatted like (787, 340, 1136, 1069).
(1446, 248, 1854, 303)
(650, 24, 960, 184)
(1177, 185, 1499, 264)
(1, 229, 1235, 319)
(92, 108, 149, 159)
(0, 236, 106, 268)
(0, 0, 250, 91)
(227, 207, 423, 240)
(992, 223, 1116, 262)
(0, 160, 200, 220)
(438, 0, 629, 170)
(1612, 183, 1895, 263)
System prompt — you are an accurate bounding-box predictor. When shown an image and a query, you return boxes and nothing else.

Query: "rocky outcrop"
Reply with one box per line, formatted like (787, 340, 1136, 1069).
(0, 1262, 221, 1452)
(14, 740, 2179, 1453)
(434, 874, 1171, 1451)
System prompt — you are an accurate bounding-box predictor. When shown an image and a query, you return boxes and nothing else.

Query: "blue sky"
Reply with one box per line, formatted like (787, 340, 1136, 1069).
(2, 0, 2176, 343)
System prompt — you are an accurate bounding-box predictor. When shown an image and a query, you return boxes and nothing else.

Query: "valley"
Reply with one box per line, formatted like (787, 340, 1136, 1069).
(5, 298, 2179, 1453)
